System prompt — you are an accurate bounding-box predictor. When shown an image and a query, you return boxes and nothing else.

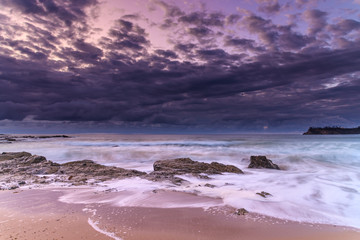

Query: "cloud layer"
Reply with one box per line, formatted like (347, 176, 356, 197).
(1, 0, 360, 132)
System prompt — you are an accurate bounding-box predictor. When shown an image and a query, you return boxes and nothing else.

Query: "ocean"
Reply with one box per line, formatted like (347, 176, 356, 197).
(1, 133, 360, 228)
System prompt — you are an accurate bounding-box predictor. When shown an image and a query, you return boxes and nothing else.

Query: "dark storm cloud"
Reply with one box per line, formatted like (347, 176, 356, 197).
(155, 49, 178, 59)
(187, 26, 213, 38)
(178, 11, 225, 27)
(102, 19, 150, 52)
(154, 0, 184, 17)
(174, 43, 196, 52)
(258, 1, 281, 14)
(1, 45, 360, 130)
(1, 0, 97, 26)
(303, 9, 328, 35)
(242, 15, 278, 45)
(241, 14, 313, 50)
(328, 19, 360, 36)
(224, 36, 263, 52)
(1, 0, 360, 132)
(225, 14, 241, 25)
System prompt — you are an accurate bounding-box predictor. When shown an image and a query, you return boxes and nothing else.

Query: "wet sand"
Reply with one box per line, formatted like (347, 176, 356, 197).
(0, 188, 359, 240)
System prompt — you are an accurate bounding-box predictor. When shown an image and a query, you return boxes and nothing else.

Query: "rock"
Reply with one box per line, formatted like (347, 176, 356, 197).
(0, 152, 147, 188)
(5, 138, 16, 142)
(26, 155, 47, 164)
(153, 158, 243, 175)
(204, 183, 216, 188)
(235, 208, 249, 215)
(59, 160, 147, 182)
(8, 185, 19, 190)
(149, 158, 242, 185)
(0, 152, 32, 161)
(256, 191, 272, 198)
(248, 156, 280, 170)
(38, 135, 70, 138)
(1, 152, 244, 189)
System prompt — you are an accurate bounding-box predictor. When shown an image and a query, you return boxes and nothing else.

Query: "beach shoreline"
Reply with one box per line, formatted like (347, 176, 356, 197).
(1, 135, 360, 238)
(0, 188, 359, 240)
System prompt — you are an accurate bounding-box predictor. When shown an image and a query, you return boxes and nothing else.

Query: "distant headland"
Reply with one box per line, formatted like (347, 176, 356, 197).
(303, 126, 360, 135)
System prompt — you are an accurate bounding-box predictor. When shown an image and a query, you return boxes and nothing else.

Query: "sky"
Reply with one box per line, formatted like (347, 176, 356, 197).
(0, 0, 360, 133)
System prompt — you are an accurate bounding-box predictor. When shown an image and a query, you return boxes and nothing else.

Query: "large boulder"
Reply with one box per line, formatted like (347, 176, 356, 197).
(153, 158, 243, 175)
(248, 156, 280, 170)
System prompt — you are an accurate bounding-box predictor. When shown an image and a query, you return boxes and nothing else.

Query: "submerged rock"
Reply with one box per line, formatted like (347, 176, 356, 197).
(153, 158, 243, 175)
(256, 191, 272, 198)
(248, 156, 280, 170)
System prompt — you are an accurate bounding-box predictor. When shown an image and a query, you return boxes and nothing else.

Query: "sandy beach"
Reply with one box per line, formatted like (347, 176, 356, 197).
(0, 188, 359, 240)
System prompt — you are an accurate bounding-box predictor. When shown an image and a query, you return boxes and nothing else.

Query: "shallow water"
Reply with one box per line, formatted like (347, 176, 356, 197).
(1, 133, 360, 228)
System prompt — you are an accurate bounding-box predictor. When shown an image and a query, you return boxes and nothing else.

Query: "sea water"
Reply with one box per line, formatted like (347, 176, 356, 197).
(1, 134, 360, 228)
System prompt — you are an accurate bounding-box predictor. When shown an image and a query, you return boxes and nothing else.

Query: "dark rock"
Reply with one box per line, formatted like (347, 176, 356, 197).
(26, 155, 47, 164)
(21, 135, 70, 139)
(204, 183, 216, 188)
(38, 135, 70, 138)
(8, 185, 19, 190)
(248, 156, 280, 170)
(5, 138, 16, 142)
(153, 158, 243, 175)
(235, 208, 249, 215)
(256, 191, 272, 198)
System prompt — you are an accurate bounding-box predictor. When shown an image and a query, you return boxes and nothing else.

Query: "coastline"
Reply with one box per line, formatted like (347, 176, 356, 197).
(0, 188, 359, 240)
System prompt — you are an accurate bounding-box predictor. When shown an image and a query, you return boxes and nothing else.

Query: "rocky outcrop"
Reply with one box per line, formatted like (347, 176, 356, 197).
(153, 158, 243, 175)
(248, 156, 280, 170)
(303, 126, 360, 135)
(1, 152, 244, 189)
(59, 160, 146, 183)
(0, 152, 60, 175)
(148, 158, 243, 184)
(0, 152, 146, 188)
